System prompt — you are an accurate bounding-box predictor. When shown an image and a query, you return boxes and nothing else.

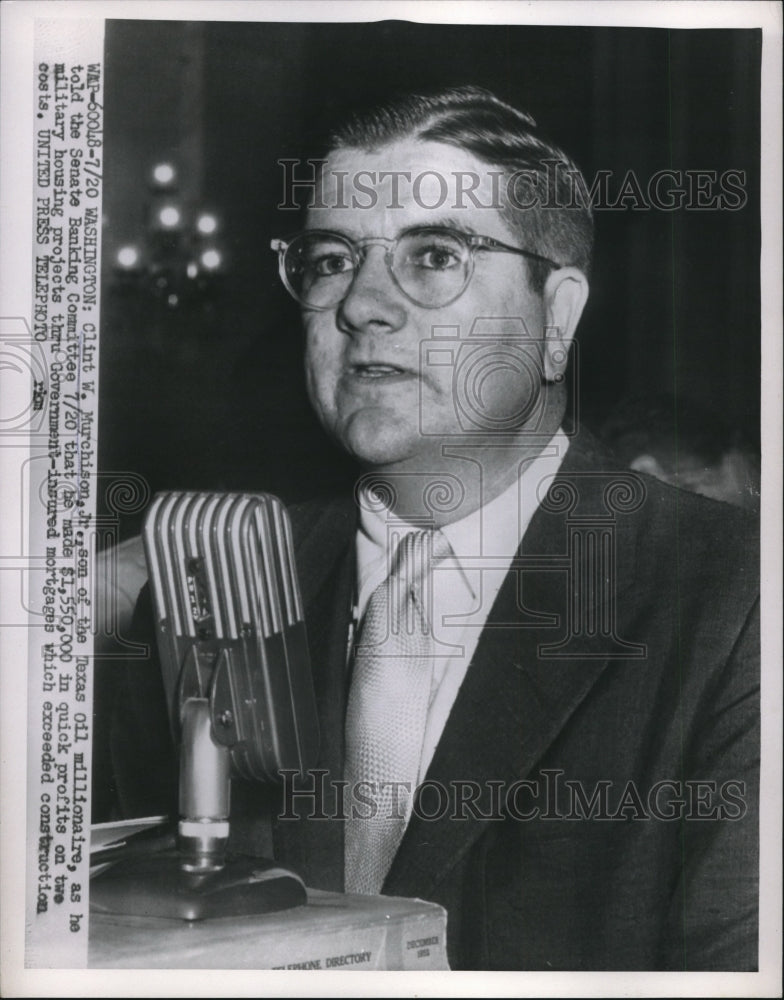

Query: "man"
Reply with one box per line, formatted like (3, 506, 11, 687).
(112, 87, 759, 970)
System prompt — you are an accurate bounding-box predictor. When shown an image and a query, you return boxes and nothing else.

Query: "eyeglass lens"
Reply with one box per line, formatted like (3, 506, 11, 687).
(283, 230, 471, 309)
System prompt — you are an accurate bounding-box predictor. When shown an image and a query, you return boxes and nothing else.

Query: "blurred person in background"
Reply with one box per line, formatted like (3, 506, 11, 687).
(600, 393, 760, 513)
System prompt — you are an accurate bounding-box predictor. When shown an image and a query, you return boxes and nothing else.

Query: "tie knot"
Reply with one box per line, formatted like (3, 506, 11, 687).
(389, 528, 451, 586)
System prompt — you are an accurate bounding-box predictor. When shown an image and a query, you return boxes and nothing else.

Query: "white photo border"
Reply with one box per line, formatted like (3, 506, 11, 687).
(1, 1, 781, 997)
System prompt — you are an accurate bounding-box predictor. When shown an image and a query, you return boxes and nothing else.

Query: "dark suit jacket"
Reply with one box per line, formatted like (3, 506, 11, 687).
(107, 430, 759, 971)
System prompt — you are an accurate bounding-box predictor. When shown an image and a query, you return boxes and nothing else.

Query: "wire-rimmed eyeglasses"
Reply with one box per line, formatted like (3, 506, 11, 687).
(270, 227, 560, 310)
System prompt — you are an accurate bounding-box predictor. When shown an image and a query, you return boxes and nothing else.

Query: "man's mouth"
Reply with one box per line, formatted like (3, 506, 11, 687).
(350, 363, 413, 379)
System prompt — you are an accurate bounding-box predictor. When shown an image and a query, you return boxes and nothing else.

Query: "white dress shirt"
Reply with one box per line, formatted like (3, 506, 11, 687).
(354, 429, 569, 782)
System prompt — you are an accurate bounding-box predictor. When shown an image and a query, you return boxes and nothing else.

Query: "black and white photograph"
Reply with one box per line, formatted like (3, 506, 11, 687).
(1, 1, 781, 995)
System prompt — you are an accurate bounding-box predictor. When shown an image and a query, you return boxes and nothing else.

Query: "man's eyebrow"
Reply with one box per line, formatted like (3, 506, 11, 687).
(302, 223, 357, 238)
(406, 216, 480, 237)
(302, 217, 483, 240)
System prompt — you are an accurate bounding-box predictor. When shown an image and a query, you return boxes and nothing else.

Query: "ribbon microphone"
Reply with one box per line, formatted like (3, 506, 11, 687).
(90, 491, 319, 919)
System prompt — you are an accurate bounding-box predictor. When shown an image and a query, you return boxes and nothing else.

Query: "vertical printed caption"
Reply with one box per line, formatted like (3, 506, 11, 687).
(25, 20, 105, 969)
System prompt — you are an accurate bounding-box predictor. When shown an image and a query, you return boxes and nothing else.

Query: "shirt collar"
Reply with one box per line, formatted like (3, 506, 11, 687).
(357, 429, 569, 608)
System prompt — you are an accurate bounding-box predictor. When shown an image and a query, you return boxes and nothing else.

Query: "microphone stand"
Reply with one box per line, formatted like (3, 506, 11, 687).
(90, 687, 306, 920)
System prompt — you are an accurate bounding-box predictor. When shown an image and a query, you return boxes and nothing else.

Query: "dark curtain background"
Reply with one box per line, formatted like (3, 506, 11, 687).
(97, 20, 761, 538)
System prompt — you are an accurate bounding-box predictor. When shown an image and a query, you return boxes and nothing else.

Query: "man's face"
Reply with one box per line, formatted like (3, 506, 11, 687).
(302, 138, 549, 472)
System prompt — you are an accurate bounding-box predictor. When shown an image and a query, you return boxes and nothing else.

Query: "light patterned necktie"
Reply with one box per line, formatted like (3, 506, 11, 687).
(344, 528, 451, 894)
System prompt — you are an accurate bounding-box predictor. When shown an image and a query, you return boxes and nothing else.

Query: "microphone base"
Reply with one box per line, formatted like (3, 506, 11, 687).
(90, 849, 307, 920)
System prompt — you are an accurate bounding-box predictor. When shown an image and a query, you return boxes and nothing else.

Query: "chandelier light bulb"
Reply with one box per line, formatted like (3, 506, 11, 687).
(158, 205, 181, 228)
(116, 245, 140, 268)
(200, 248, 222, 271)
(152, 162, 176, 185)
(197, 213, 218, 235)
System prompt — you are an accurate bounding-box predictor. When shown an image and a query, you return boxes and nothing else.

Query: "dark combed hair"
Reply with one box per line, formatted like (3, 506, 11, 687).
(327, 86, 594, 294)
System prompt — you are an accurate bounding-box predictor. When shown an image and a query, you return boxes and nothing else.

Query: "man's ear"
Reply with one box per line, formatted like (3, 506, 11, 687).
(542, 267, 589, 383)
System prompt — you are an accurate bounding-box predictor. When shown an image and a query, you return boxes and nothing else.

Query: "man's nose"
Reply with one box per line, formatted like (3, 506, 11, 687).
(336, 246, 407, 336)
